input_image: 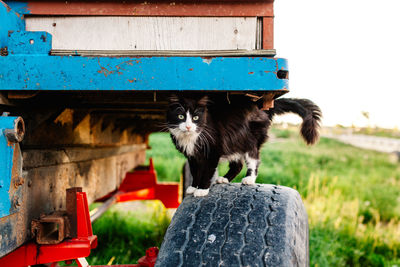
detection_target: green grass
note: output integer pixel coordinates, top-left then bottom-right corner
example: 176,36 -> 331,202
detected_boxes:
85,130 -> 400,266
146,133 -> 185,182
354,127 -> 400,139
86,201 -> 170,265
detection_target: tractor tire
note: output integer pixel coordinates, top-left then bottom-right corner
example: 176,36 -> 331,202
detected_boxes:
156,183 -> 309,267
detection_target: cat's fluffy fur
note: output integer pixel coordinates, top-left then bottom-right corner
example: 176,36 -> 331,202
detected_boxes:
167,94 -> 322,197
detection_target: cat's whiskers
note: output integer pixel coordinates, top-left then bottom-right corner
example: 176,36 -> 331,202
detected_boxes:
201,126 -> 215,145
197,131 -> 210,157
156,122 -> 178,133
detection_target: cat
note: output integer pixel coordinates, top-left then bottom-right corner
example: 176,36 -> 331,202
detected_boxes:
167,94 -> 321,197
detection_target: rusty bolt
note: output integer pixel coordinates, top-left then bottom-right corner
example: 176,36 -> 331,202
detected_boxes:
0,47 -> 8,57
14,199 -> 21,208
4,117 -> 25,143
14,177 -> 25,188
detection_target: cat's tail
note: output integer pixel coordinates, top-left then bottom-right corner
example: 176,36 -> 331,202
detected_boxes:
268,98 -> 322,145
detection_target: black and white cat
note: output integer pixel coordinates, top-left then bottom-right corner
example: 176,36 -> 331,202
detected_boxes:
167,94 -> 321,197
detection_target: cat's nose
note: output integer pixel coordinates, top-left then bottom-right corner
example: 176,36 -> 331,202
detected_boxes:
186,125 -> 192,130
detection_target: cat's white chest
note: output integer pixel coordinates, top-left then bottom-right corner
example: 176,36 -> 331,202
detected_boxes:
170,129 -> 199,156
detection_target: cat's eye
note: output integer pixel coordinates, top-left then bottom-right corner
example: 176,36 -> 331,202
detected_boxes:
193,116 -> 199,121
178,115 -> 184,119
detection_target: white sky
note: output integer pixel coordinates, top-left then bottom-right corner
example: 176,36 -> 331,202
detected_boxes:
274,0 -> 400,129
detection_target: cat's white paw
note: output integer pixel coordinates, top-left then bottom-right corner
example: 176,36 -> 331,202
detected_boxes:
186,186 -> 196,195
194,188 -> 209,197
242,176 -> 257,185
216,177 -> 229,184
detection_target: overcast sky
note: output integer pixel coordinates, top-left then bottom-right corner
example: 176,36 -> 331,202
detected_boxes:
274,0 -> 400,129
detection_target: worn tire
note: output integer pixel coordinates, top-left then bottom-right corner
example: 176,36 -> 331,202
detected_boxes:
156,183 -> 309,267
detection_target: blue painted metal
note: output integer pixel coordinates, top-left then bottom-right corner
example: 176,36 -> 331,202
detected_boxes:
0,0 -> 289,92
0,55 -> 289,91
3,1 -> 30,15
8,31 -> 52,55
0,115 -> 20,217
0,1 -> 25,48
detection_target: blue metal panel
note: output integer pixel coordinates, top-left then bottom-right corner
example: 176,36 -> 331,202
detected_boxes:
0,1 -> 289,92
0,116 -> 19,217
0,55 -> 289,91
3,1 -> 30,15
0,1 -> 25,47
8,31 -> 52,55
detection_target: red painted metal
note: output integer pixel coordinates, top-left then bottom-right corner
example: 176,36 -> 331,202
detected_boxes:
0,160 -> 178,265
96,158 -> 181,208
22,1 -> 274,17
119,158 -> 157,192
137,247 -> 159,267
262,17 -> 274,49
0,191 -> 97,267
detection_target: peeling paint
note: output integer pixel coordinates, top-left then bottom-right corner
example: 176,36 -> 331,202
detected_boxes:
0,55 -> 288,91
202,57 -> 213,65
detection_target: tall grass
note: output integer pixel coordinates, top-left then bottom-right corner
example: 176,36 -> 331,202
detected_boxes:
87,131 -> 400,266
305,176 -> 400,266
87,201 -> 170,265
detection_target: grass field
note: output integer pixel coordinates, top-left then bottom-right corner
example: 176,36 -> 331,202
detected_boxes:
87,129 -> 400,266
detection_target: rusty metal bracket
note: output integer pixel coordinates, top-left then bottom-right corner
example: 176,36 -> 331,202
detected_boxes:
30,187 -> 82,245
31,212 -> 71,245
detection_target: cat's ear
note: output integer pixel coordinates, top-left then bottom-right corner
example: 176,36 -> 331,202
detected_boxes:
168,94 -> 180,105
197,96 -> 209,107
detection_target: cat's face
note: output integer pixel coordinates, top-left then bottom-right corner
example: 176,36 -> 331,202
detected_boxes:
167,95 -> 208,135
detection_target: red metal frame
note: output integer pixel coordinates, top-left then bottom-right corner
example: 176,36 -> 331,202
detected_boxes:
0,188 -> 160,267
19,0 -> 274,17
263,16 -> 274,50
97,158 -> 181,208
0,191 -> 97,267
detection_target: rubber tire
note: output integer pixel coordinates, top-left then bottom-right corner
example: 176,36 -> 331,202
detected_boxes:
156,183 -> 309,267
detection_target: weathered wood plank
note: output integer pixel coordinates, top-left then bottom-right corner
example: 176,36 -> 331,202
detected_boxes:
26,16 -> 258,50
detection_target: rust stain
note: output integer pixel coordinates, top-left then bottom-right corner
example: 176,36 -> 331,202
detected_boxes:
273,58 -> 279,72
97,59 -> 136,77
248,72 -> 254,75
189,68 -> 193,71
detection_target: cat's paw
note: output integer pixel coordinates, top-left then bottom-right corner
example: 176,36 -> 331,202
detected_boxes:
186,186 -> 196,195
216,177 -> 229,184
242,176 -> 256,185
194,188 -> 209,197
